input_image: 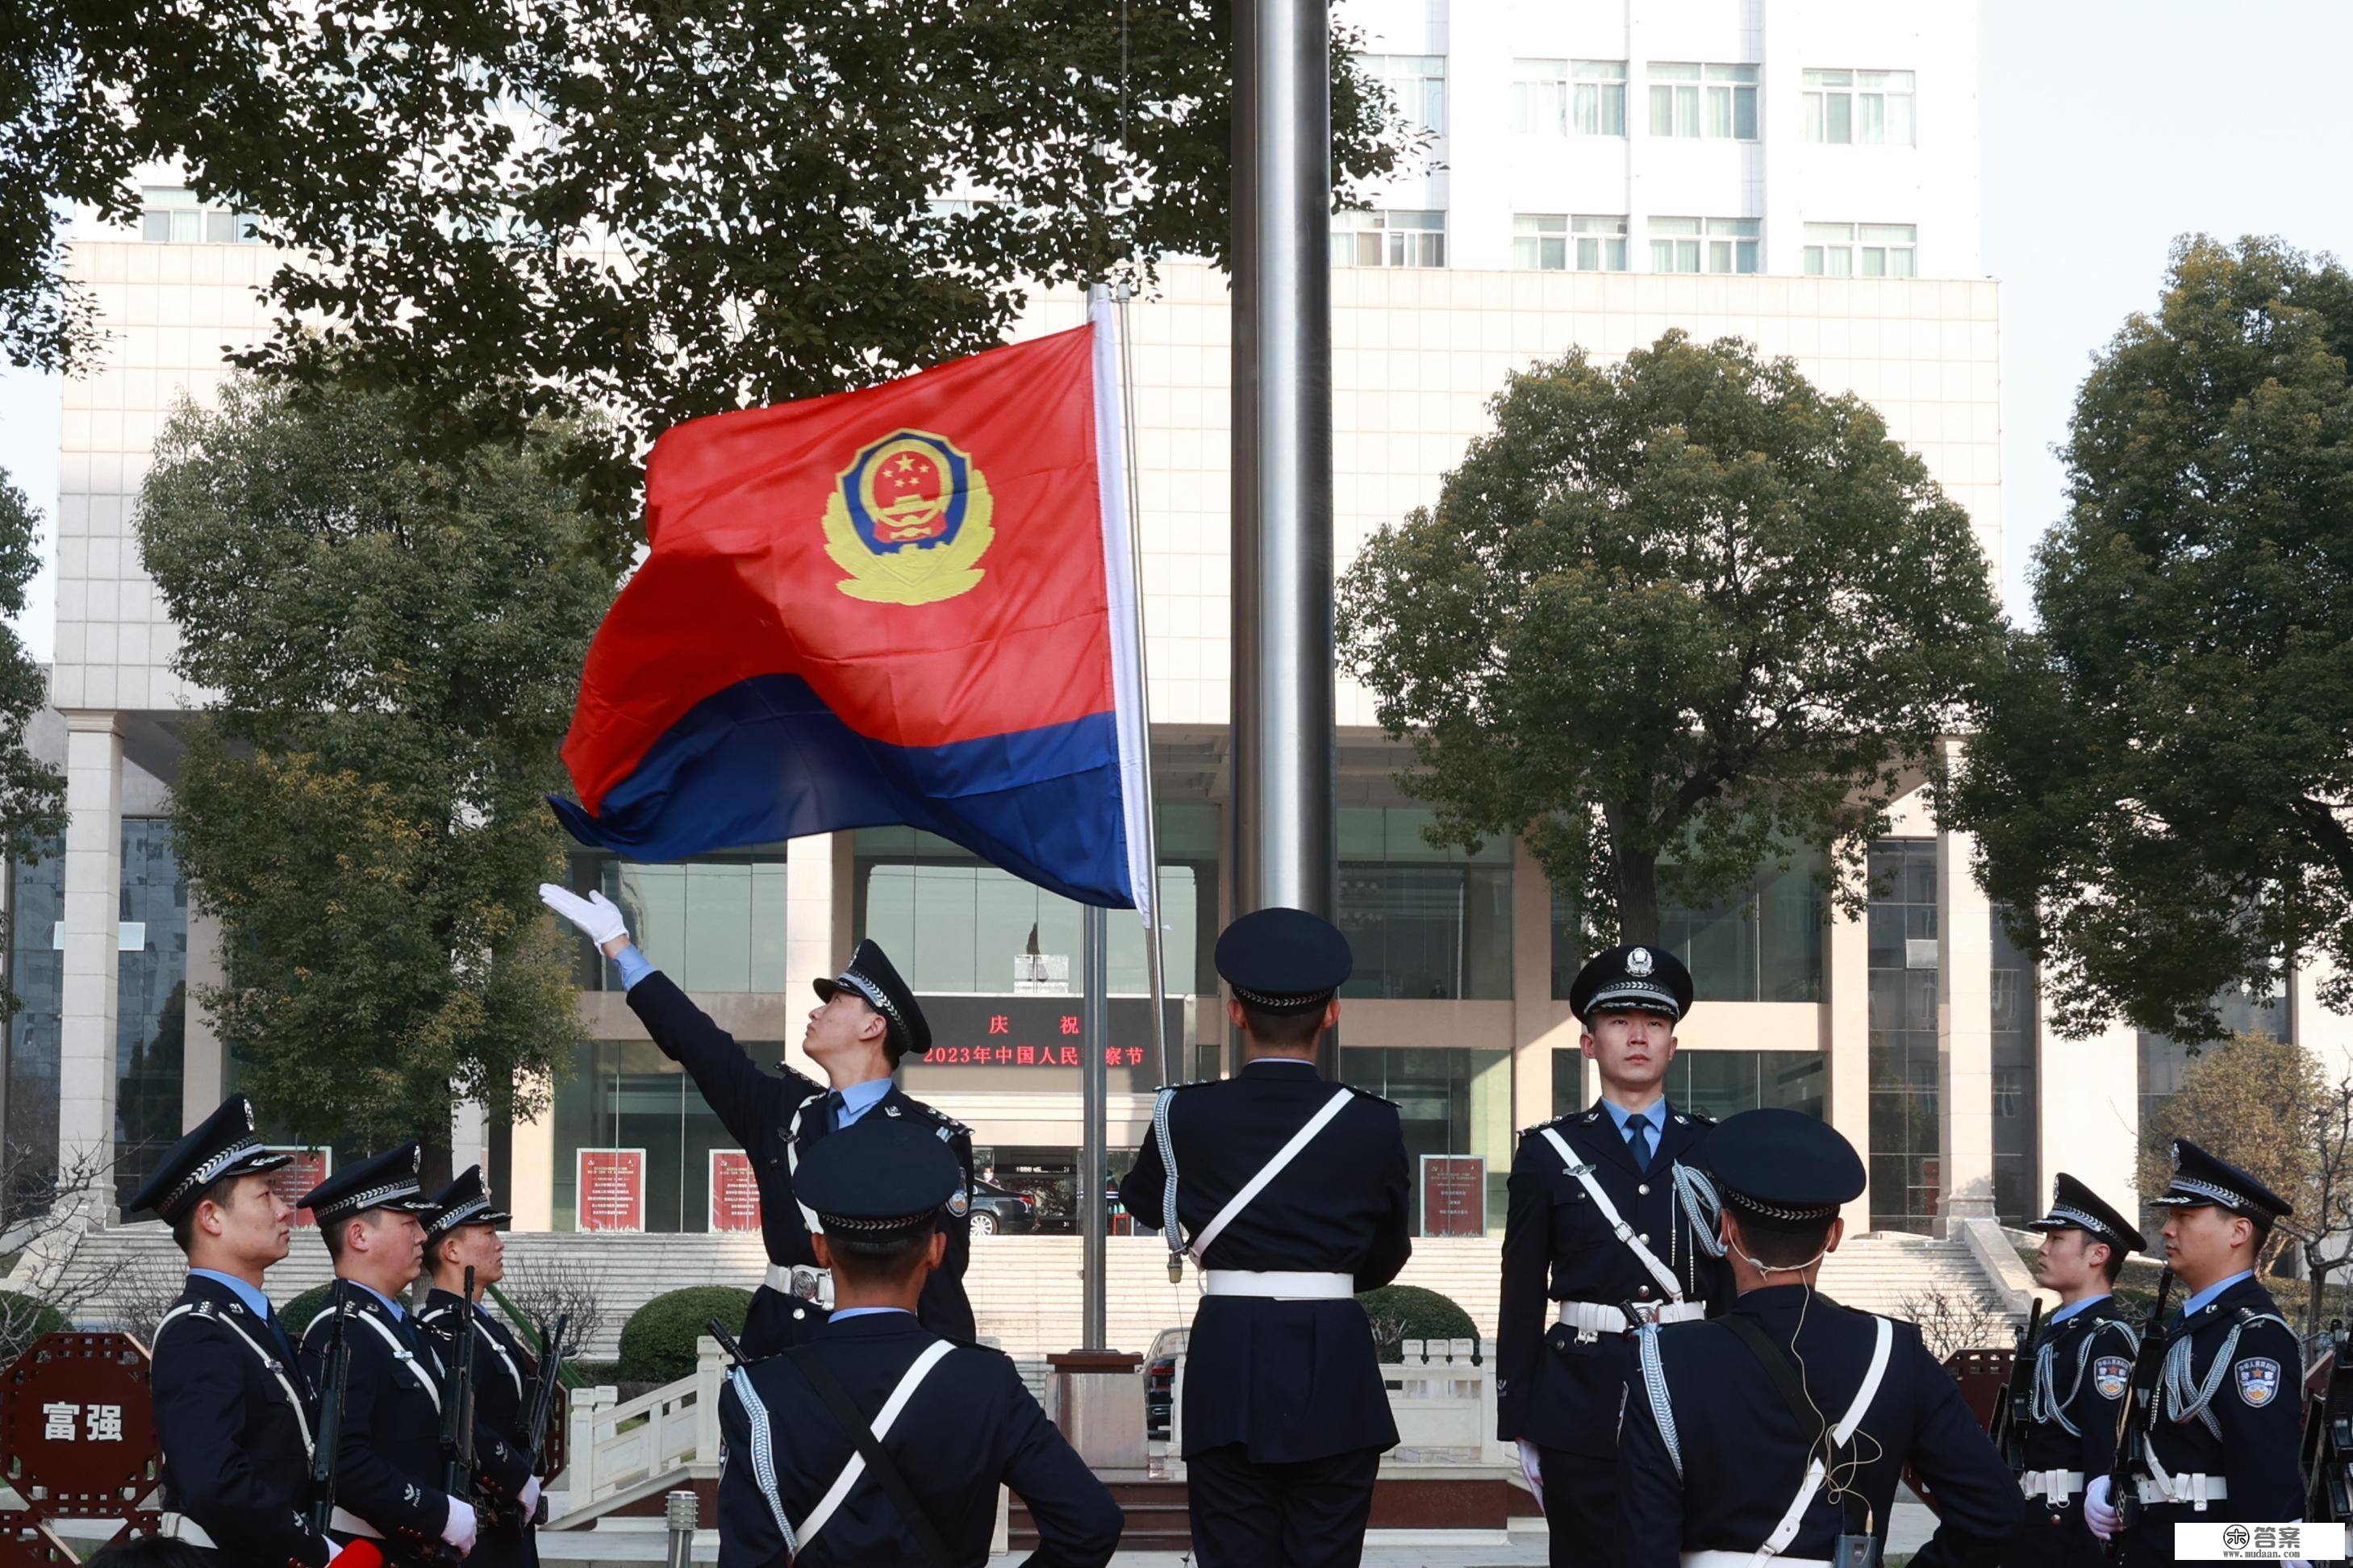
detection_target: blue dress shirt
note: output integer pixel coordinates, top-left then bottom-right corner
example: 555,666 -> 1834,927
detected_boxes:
189,1268 -> 273,1320
830,1306 -> 916,1322
2049,1291 -> 2112,1324
2177,1269 -> 2255,1320
1601,1097 -> 1667,1165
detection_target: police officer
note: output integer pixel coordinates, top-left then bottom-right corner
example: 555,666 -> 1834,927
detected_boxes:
415,1169 -> 544,1568
540,884 -> 974,1358
132,1095 -> 373,1568
1498,943 -> 1731,1565
716,1116 -> 1123,1567
2088,1141 -> 2306,1563
297,1146 -> 532,1566
1115,907 -> 1412,1568
2011,1174 -> 2146,1568
1618,1108 -> 2017,1568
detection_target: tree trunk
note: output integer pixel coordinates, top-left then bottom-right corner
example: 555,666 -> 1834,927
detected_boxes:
419,1132 -> 455,1197
1610,819 -> 1663,947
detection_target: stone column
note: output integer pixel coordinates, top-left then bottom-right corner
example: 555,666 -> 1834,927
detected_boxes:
508,1070 -> 555,1231
1937,739 -> 1998,1227
784,832 -> 838,1080
1825,876 -> 1872,1232
57,711 -> 125,1211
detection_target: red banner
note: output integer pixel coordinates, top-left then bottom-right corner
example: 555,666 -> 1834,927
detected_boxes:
577,1149 -> 646,1232
266,1149 -> 330,1228
1419,1155 -> 1487,1237
710,1151 -> 761,1232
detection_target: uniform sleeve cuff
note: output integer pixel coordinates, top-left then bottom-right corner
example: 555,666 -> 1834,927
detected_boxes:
615,944 -> 657,992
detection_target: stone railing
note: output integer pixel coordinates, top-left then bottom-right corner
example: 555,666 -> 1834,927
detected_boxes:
546,1337 -> 725,1527
1165,1336 -> 1512,1477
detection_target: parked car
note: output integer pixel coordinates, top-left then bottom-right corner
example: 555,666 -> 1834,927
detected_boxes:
966,1178 -> 1040,1236
1144,1326 -> 1188,1441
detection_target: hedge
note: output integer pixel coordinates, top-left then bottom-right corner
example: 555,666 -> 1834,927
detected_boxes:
618,1287 -> 754,1382
1355,1284 -> 1479,1362
0,1291 -> 69,1362
282,1282 -> 337,1341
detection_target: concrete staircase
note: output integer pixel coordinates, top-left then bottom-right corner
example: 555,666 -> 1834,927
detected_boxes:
59,1224 -> 2014,1359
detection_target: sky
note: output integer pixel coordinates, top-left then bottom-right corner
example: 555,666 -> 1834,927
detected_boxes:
4,4 -> 2353,658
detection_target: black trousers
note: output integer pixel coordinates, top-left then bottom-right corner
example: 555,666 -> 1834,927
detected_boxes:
1537,1445 -> 1624,1568
2008,1492 -> 2103,1568
1187,1443 -> 1383,1568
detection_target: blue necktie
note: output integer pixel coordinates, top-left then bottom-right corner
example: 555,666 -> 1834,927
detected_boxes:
826,1090 -> 847,1130
1626,1120 -> 1650,1170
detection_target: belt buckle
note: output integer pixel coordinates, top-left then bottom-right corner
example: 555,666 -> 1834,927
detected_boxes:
1621,1298 -> 1667,1334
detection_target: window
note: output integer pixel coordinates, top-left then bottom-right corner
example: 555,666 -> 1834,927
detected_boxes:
1367,54 -> 1447,137
1512,60 -> 1568,136
1803,69 -> 1916,146
1648,63 -> 1757,140
5,845 -> 63,1185
1574,215 -> 1629,271
1342,1048 -> 1514,1234
1331,210 -> 1446,269
1337,807 -> 1512,999
552,1037 -> 745,1232
1550,1049 -> 1827,1122
1991,907 -> 2039,1225
114,819 -> 189,1211
1650,216 -> 1758,274
567,850 -> 789,992
1867,840 -> 1940,1234
1802,222 -> 1917,277
1573,60 -> 1628,136
138,186 -> 260,244
1553,849 -> 1823,1003
1521,214 -> 1628,272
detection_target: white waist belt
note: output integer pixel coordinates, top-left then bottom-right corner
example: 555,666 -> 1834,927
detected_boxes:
1202,1270 -> 1354,1299
765,1263 -> 834,1307
158,1515 -> 218,1549
328,1507 -> 384,1540
2137,1474 -> 2227,1508
1559,1299 -> 1707,1335
1685,1552 -> 1830,1568
2021,1469 -> 2085,1503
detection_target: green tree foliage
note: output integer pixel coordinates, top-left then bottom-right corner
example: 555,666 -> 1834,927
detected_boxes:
135,377 -> 616,1160
1945,237 -> 2353,1041
2137,1033 -> 2319,1275
1338,332 -> 2004,946
0,471 -> 66,1022
4,2 -> 1410,524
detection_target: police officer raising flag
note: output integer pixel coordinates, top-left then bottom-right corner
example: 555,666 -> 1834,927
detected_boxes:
134,1095 -> 373,1568
1498,943 -> 1732,1564
1116,907 -> 1412,1568
1617,1109 -> 2016,1568
2010,1174 -> 2145,1568
716,1115 -> 1122,1567
540,883 -> 974,1357
2088,1140 -> 2306,1563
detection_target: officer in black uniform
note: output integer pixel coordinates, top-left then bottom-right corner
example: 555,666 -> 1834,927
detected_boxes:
297,1146 -> 532,1566
2011,1173 -> 2146,1568
132,1095 -> 368,1568
716,1116 -> 1122,1567
415,1169 -> 543,1568
1619,1108 -> 2017,1568
1499,943 -> 1732,1565
1115,907 -> 1412,1568
2088,1141 -> 2306,1564
541,884 -> 974,1358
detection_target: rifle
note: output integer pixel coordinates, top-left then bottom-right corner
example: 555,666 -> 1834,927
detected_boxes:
436,1266 -> 480,1556
1991,1296 -> 2045,1472
499,1314 -> 569,1535
2106,1266 -> 2176,1563
708,1317 -> 748,1371
2308,1319 -> 2352,1522
307,1281 -> 353,1537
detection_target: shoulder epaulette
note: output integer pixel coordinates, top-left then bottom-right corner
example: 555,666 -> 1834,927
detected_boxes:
1345,1084 -> 1400,1108
1159,1078 -> 1215,1091
1517,1111 -> 1573,1138
903,1096 -> 970,1136
1672,1110 -> 1717,1127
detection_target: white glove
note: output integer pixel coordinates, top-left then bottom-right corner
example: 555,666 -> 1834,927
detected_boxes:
519,1477 -> 541,1515
1517,1438 -> 1546,1512
2084,1474 -> 2118,1541
538,883 -> 628,949
440,1497 -> 478,1555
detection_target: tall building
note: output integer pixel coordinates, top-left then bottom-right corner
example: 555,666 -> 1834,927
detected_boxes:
15,1 -> 2342,1255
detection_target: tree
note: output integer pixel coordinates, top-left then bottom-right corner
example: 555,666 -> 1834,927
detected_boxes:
1944,237 -> 2353,1042
2297,1075 -> 2353,1337
1337,332 -> 2005,947
0,471 -> 67,1022
5,2 -> 1411,523
2138,1032 -> 2321,1279
135,376 -> 616,1167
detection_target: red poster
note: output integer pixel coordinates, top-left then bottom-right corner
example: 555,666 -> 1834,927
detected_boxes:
710,1151 -> 761,1232
577,1149 -> 646,1232
1419,1155 -> 1486,1237
267,1148 -> 330,1228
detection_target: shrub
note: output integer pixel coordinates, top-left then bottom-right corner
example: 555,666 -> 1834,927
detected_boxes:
281,1282 -> 336,1341
0,1291 -> 68,1362
1356,1284 -> 1479,1362
618,1287 -> 753,1382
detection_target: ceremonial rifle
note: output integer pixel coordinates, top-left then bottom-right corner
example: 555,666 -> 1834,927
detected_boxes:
708,1317 -> 748,1370
499,1313 -> 569,1536
2105,1266 -> 2175,1564
308,1281 -> 353,1537
436,1266 -> 480,1560
1990,1295 -> 2044,1471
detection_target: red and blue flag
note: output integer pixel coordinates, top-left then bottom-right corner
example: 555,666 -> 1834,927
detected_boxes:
554,295 -> 1153,911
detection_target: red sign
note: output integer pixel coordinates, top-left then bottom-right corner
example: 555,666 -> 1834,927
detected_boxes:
1419,1156 -> 1487,1237
0,1333 -> 157,1514
577,1149 -> 646,1232
710,1151 -> 761,1232
266,1148 -> 330,1228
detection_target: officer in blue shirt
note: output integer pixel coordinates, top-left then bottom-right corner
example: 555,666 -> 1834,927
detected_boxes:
1497,944 -> 1732,1567
541,883 -> 974,1358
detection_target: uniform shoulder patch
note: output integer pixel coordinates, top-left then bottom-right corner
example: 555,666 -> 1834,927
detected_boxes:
2234,1356 -> 2283,1408
2092,1355 -> 2130,1400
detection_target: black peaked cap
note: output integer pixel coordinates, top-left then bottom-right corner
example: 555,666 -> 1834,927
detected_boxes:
1216,907 -> 1353,1013
127,1095 -> 291,1224
815,939 -> 930,1059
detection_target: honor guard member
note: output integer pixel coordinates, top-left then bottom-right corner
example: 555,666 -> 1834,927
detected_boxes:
133,1096 -> 373,1568
1498,943 -> 1733,1566
1618,1109 -> 2017,1568
716,1116 -> 1122,1567
1116,907 -> 1413,1568
297,1146 -> 532,1566
541,885 -> 974,1358
2087,1141 -> 2306,1562
2011,1174 -> 2146,1568
415,1170 -> 544,1568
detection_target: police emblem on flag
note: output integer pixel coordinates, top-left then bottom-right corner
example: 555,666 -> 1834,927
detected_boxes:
2092,1356 -> 2130,1399
2234,1357 -> 2281,1407
824,428 -> 995,605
